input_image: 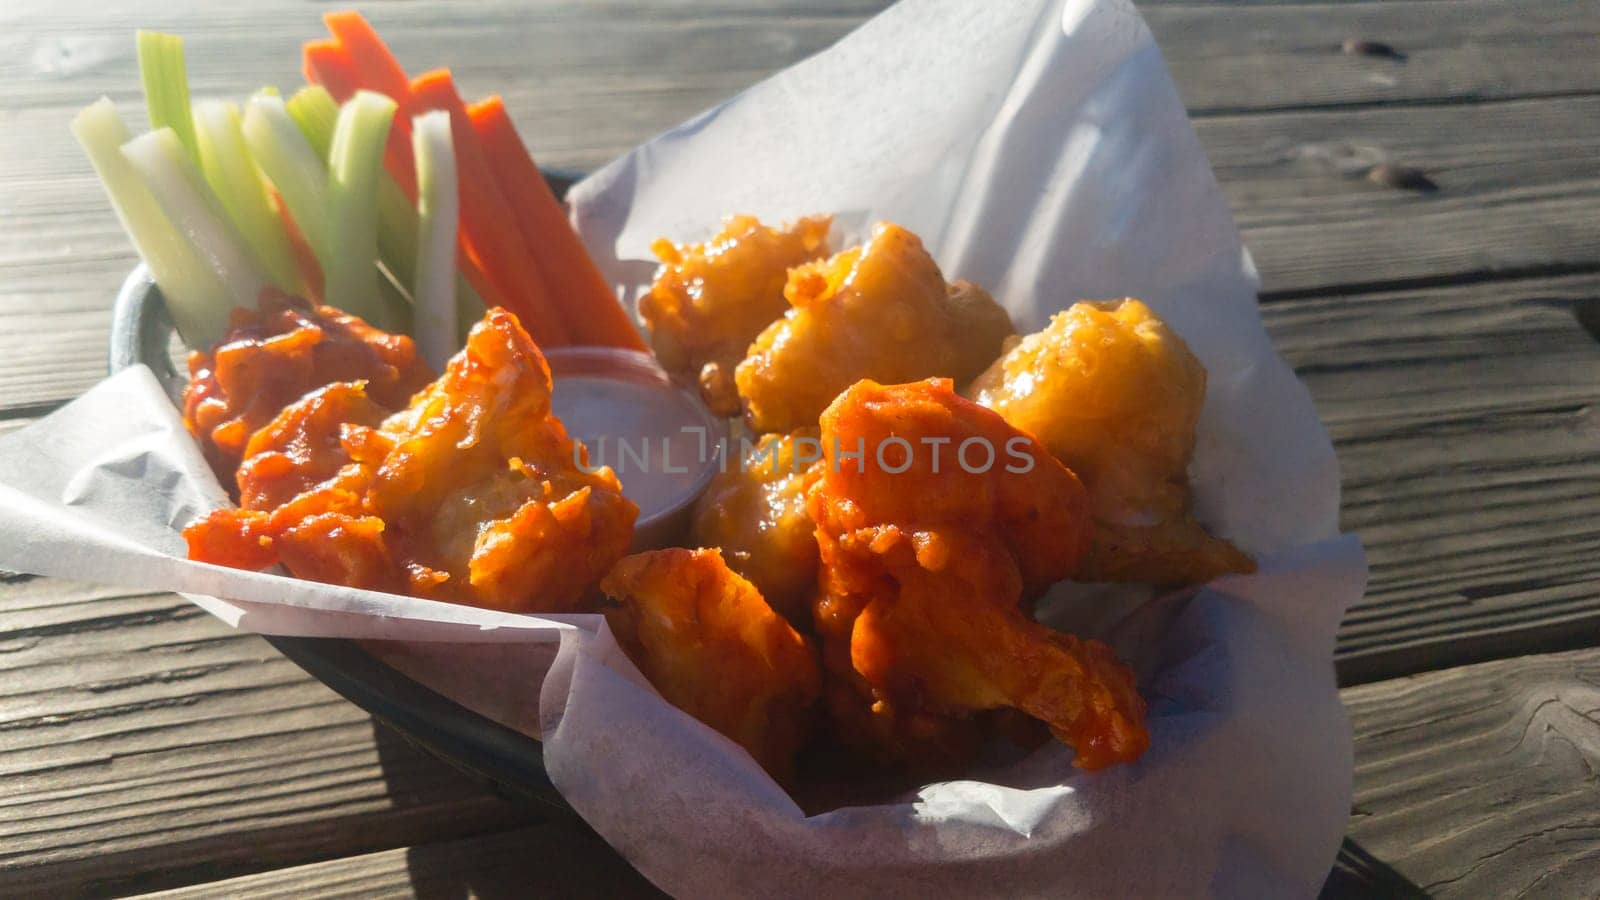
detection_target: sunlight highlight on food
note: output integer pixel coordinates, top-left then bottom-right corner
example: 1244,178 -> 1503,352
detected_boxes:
969,299 -> 1255,585
185,309 -> 638,612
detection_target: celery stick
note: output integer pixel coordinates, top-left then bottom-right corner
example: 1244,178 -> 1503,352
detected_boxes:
378,265 -> 414,334
411,110 -> 459,369
286,85 -> 340,160
289,85 -> 422,301
377,154 -> 493,322
326,91 -> 402,328
457,281 -> 485,338
71,98 -> 231,347
288,84 -> 483,323
297,84 -> 419,286
377,159 -> 490,324
193,100 -> 301,294
241,94 -> 332,271
136,31 -> 199,162
121,128 -> 267,316
376,177 -> 421,287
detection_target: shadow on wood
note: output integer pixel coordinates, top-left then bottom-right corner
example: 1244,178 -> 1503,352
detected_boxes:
369,722 -> 664,898
1320,837 -> 1428,899
1567,294 -> 1600,346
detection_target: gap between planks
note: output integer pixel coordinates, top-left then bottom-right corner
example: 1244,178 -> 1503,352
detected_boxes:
1187,88 -> 1600,121
1261,270 -> 1600,684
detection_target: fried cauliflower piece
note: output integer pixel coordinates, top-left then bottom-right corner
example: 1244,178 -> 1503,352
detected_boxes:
968,299 -> 1254,586
734,222 -> 1013,434
183,290 -> 432,483
641,214 -> 831,415
810,378 -> 1148,771
233,380 -> 388,512
184,309 -> 638,613
851,557 -> 1153,771
689,431 -> 819,627
602,548 -> 822,782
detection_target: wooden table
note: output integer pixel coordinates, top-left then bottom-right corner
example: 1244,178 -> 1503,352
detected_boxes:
3,0 -> 1598,895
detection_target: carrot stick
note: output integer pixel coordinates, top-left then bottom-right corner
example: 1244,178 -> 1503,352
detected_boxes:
321,11 -> 418,200
468,96 -> 645,350
302,40 -> 362,105
300,16 -> 523,337
304,37 -> 420,204
323,13 -> 413,112
409,69 -> 570,347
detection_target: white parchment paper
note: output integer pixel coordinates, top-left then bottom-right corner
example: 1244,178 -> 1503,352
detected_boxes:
0,0 -> 1365,895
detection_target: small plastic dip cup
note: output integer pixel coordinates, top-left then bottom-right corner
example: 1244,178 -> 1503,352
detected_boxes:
544,347 -> 726,550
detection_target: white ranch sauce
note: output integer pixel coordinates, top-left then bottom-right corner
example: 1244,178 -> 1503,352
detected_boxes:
550,374 -> 716,520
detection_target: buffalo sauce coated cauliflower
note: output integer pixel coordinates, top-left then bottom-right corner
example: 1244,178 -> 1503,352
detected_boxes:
809,378 -> 1149,771
182,290 -> 433,483
184,309 -> 637,613
602,547 -> 822,783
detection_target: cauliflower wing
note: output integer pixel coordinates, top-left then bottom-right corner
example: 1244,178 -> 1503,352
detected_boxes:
185,309 -> 638,613
968,298 -> 1253,585
809,378 -> 1148,770
734,222 -> 1013,434
689,431 -> 819,627
641,214 -> 831,415
602,547 -> 822,782
183,289 -> 432,483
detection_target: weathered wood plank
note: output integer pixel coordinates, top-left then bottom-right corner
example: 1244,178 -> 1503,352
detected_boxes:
1204,95 -> 1600,296
1205,95 -> 1600,230
1150,0 -> 1600,115
136,824 -> 662,899
6,0 -> 1589,114
1339,647 -> 1600,896
0,577 -> 539,897
1262,272 -> 1600,683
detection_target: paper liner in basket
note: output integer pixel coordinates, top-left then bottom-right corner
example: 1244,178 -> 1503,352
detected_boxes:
0,0 -> 1366,895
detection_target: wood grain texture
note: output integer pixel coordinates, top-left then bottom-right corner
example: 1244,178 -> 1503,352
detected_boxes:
1341,647 -> 1600,897
1203,95 -> 1600,296
1263,272 -> 1600,683
137,825 -> 663,900
1149,0 -> 1600,115
0,577 -> 540,897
